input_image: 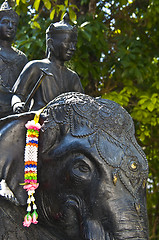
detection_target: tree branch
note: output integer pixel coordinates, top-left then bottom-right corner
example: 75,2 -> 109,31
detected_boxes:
89,0 -> 97,14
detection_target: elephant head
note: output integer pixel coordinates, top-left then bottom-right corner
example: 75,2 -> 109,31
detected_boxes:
0,92 -> 149,240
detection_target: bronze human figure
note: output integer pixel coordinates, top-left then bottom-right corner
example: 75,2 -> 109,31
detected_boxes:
0,92 -> 149,239
12,13 -> 83,113
0,0 -> 28,118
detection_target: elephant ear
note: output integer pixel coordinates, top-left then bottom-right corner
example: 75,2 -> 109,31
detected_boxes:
0,113 -> 35,205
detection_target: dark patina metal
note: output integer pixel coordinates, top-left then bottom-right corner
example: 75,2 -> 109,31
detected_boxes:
0,92 -> 149,239
11,13 -> 83,113
0,0 -> 28,118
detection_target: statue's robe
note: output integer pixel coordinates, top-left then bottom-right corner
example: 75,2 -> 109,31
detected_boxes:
0,47 -> 28,118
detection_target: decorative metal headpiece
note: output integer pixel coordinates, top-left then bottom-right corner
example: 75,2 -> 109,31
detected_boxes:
46,12 -> 77,39
0,0 -> 19,22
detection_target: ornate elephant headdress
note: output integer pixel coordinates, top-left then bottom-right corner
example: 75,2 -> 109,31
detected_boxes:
41,92 -> 148,206
0,0 -> 19,22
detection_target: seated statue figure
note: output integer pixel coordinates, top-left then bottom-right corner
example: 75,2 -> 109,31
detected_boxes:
12,13 -> 84,112
0,0 -> 28,118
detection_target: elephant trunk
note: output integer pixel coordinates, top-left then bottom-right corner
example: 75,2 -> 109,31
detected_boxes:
106,199 -> 149,240
113,220 -> 148,240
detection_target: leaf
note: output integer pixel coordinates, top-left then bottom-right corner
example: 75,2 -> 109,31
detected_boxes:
114,29 -> 121,34
128,0 -> 134,4
140,100 -> 149,110
152,93 -> 158,98
32,14 -> 39,21
80,21 -> 90,28
138,98 -> 148,105
69,8 -> 77,22
147,102 -> 155,112
152,81 -> 159,90
140,133 -> 145,142
16,0 -> 20,5
50,9 -> 55,20
69,4 -> 79,10
82,30 -> 91,41
143,111 -> 149,119
120,0 -> 128,6
57,4 -> 65,11
151,97 -> 157,105
150,118 -> 157,126
145,130 -> 150,137
43,0 -> 51,10
32,21 -> 41,29
64,0 -> 68,7
33,0 -> 41,11
60,11 -> 66,20
151,93 -> 158,104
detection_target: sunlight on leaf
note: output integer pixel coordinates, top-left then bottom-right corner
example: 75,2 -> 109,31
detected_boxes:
80,21 -> 90,28
114,29 -> 121,34
33,0 -> 41,11
31,21 -> 41,29
147,102 -> 155,112
50,9 -> 55,20
16,0 -> 20,5
64,0 -> 68,7
69,8 -> 77,22
42,0 -> 51,10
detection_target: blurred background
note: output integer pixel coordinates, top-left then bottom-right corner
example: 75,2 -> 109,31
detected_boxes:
1,0 -> 159,238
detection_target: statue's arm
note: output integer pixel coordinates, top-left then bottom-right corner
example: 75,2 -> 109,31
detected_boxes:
12,62 -> 40,99
72,72 -> 84,93
11,62 -> 41,112
21,54 -> 28,69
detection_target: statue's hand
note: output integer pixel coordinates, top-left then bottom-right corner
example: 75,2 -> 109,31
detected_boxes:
13,102 -> 26,113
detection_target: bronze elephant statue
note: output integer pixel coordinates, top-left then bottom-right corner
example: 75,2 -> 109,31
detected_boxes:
0,92 -> 149,239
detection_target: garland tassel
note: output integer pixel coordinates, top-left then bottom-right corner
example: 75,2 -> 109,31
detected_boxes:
22,116 -> 42,227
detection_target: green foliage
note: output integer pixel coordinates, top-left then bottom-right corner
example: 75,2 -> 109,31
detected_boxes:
1,0 -> 159,238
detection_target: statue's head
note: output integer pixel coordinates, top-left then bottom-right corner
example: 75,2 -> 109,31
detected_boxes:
46,12 -> 77,61
0,0 -> 19,41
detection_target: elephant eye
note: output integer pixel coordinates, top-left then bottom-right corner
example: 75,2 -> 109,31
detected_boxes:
78,164 -> 90,173
73,162 -> 90,173
70,159 -> 93,181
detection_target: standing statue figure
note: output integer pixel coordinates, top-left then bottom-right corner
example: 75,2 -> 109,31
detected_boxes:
12,13 -> 84,112
0,0 -> 28,118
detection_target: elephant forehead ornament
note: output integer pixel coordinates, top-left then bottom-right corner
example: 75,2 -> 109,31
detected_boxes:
42,93 -> 148,204
41,92 -> 148,199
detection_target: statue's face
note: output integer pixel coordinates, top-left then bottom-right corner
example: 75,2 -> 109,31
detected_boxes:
52,32 -> 77,61
0,15 -> 17,41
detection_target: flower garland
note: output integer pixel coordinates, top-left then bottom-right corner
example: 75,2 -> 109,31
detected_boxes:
22,113 -> 42,227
